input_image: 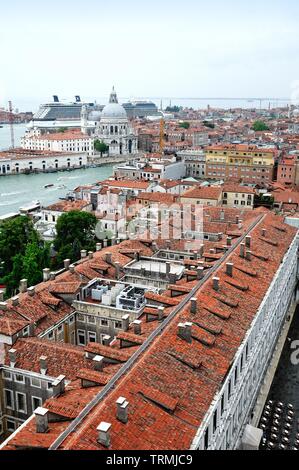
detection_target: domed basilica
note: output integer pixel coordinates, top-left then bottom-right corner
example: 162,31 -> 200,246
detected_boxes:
82,87 -> 137,156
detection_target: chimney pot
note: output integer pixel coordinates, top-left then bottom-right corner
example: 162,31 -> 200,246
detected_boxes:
0,301 -> 8,311
88,251 -> 93,259
105,252 -> 112,264
80,250 -> 87,259
102,334 -> 112,346
133,320 -> 142,335
0,290 -> 4,302
93,355 -> 104,371
69,264 -> 75,273
178,322 -> 192,343
122,314 -> 130,331
49,272 -> 56,281
158,306 -> 165,320
190,297 -> 197,314
43,268 -> 50,282
245,236 -> 251,248
12,295 -> 19,307
9,348 -> 17,368
262,228 -> 267,237
96,242 -> 102,251
27,286 -> 35,297
213,277 -> 220,291
103,239 -> 108,248
52,375 -> 66,397
197,266 -> 205,280
246,250 -> 252,261
114,261 -> 121,279
19,279 -> 28,293
226,236 -> 232,247
97,422 -> 111,447
34,407 -> 49,434
240,243 -> 245,258
116,396 -> 129,424
64,259 -> 71,270
226,262 -> 234,277
199,244 -> 204,258
40,355 -> 48,375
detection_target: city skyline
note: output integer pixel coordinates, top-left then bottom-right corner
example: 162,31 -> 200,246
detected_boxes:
1,0 -> 299,110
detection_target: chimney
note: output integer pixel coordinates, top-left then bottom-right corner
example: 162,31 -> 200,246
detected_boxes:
49,272 -> 56,281
236,215 -> 239,224
97,422 -> 111,448
19,279 -> 27,293
9,348 -> 17,368
152,241 -> 158,251
240,243 -> 245,258
197,266 -> 204,280
226,263 -> 233,277
80,250 -> 87,259
43,268 -> 51,282
105,252 -> 112,264
122,314 -> 130,331
27,286 -> 35,297
64,259 -> 71,270
212,277 -> 220,291
177,322 -> 192,343
114,261 -> 121,279
246,250 -> 252,261
111,236 -> 116,246
0,290 -> 4,302
52,375 -> 65,398
69,264 -> 75,273
96,242 -> 102,251
209,248 -> 215,254
262,228 -> 267,237
190,297 -> 197,314
134,251 -> 140,261
245,236 -> 251,248
0,301 -> 8,311
93,355 -> 104,371
88,251 -> 93,260
102,335 -> 112,346
227,236 -> 232,247
166,261 -> 171,277
34,407 -> 49,434
220,209 -> 225,221
116,397 -> 129,424
40,356 -> 48,375
12,295 -> 19,307
103,239 -> 108,248
192,250 -> 198,261
158,306 -> 165,320
133,320 -> 142,335
199,244 -> 204,258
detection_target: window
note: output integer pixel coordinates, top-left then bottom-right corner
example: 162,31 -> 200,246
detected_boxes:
6,420 -> 16,432
3,370 -> 12,380
204,427 -> 209,450
77,314 -> 85,322
87,331 -> 96,343
77,329 -> 86,346
4,389 -> 14,409
114,320 -> 122,329
15,374 -> 25,383
32,396 -> 42,411
100,318 -> 108,327
48,331 -> 54,340
16,392 -> 27,413
87,316 -> 96,324
69,315 -> 75,324
30,377 -> 41,388
22,326 -> 30,337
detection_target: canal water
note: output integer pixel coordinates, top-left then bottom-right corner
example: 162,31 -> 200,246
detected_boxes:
0,166 -> 113,216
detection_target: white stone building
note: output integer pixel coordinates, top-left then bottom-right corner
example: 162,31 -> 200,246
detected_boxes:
93,88 -> 138,156
21,130 -> 94,156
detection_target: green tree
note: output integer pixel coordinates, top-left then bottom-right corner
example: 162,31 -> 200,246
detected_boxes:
203,121 -> 215,129
0,216 -> 38,274
252,120 -> 269,132
165,105 -> 181,113
94,139 -> 109,156
58,127 -> 67,133
53,211 -> 97,267
179,121 -> 190,129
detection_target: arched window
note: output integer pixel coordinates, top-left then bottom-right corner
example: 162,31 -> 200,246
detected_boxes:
67,158 -> 71,168
55,159 -> 58,169
110,126 -> 114,134
42,160 -> 46,170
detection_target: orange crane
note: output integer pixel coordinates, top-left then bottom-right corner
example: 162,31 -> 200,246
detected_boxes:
8,101 -> 15,148
159,117 -> 165,154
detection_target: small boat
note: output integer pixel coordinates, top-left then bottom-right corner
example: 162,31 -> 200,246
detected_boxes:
44,183 -> 54,189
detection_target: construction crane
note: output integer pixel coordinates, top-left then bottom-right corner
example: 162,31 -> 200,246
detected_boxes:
159,117 -> 165,154
8,101 -> 15,148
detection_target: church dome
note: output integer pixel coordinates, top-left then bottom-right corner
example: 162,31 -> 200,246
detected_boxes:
100,86 -> 127,120
101,102 -> 127,119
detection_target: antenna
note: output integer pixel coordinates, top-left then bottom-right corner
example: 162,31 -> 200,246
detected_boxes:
8,101 -> 15,149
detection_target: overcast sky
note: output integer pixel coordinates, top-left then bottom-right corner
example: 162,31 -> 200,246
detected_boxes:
1,0 -> 299,110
